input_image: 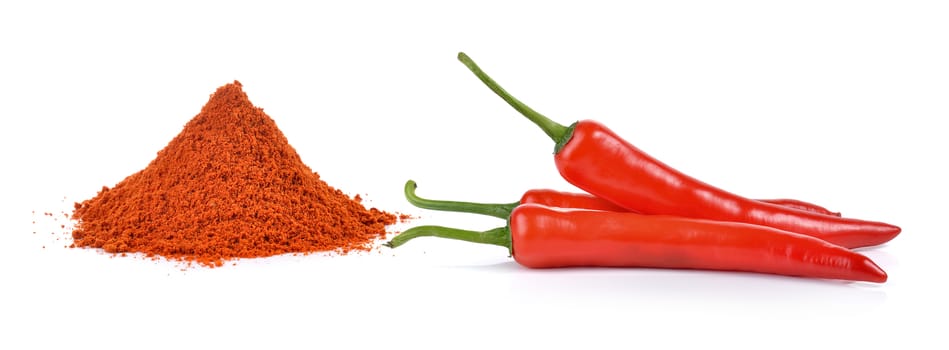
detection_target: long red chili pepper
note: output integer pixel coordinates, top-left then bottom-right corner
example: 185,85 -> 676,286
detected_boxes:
404,180 -> 840,219
385,203 -> 887,283
456,52 -> 899,249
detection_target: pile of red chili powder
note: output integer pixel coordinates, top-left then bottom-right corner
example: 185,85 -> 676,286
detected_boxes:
71,81 -> 397,267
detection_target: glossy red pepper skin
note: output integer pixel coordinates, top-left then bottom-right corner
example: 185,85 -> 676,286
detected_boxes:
520,190 -> 841,217
762,198 -> 841,217
509,204 -> 887,283
554,120 -> 900,249
519,189 -> 628,212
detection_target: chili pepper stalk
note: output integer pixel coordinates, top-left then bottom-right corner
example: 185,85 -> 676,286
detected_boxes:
403,180 -> 517,219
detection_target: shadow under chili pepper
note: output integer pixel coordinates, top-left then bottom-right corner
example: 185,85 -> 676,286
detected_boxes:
444,261 -> 888,310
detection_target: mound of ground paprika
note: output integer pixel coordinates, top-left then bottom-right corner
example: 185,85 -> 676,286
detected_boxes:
71,81 -> 397,267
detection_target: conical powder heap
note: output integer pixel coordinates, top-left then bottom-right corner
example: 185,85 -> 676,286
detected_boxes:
71,81 -> 397,267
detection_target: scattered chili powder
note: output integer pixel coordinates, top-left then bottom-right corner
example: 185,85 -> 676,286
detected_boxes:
71,81 -> 397,267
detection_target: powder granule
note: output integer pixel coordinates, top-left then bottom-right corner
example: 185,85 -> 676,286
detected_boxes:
71,81 -> 397,267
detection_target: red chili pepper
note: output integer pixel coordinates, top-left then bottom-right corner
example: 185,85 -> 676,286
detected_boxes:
385,203 -> 887,283
457,53 -> 899,249
404,180 -> 840,219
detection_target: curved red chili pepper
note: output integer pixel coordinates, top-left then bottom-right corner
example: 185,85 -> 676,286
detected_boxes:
558,120 -> 896,248
385,204 -> 887,283
457,53 -> 899,249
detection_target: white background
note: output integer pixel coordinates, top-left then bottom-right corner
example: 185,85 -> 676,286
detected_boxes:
2,1 -> 947,349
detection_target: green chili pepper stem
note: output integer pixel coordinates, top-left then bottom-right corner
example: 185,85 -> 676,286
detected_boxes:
457,52 -> 575,154
404,180 -> 517,219
383,225 -> 512,252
